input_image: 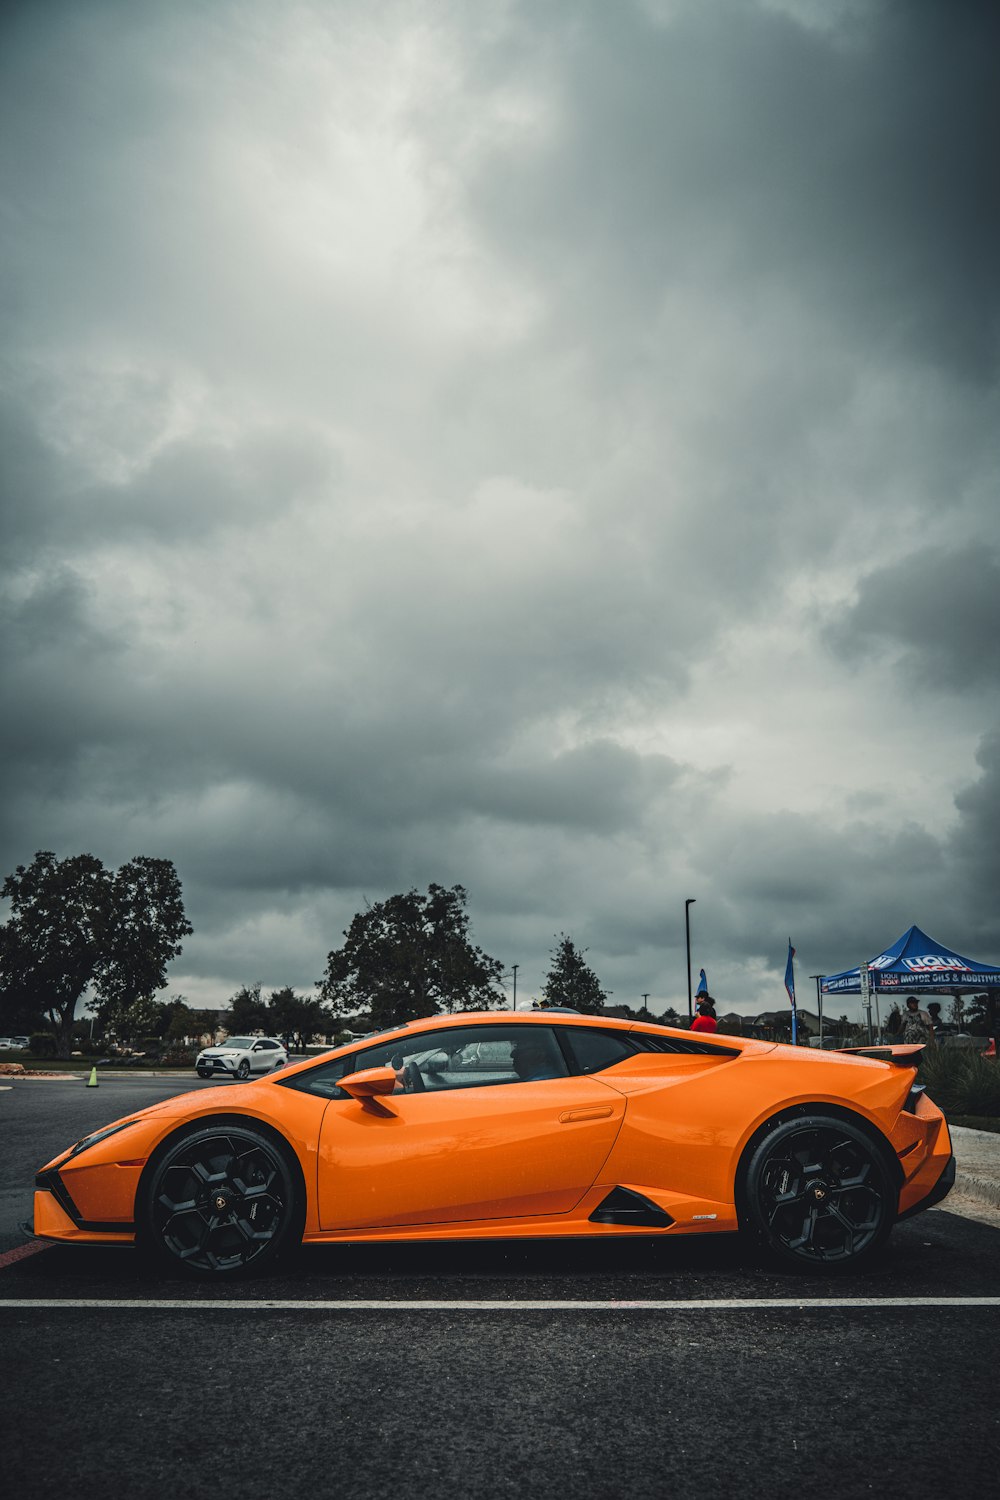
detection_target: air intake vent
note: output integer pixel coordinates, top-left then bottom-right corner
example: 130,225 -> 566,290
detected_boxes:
589,1187 -> 673,1228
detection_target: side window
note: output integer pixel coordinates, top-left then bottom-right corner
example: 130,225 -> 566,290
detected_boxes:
561,1028 -> 637,1075
278,1026 -> 569,1098
278,1051 -> 356,1099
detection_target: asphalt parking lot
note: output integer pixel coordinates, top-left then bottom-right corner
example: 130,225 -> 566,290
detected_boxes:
2,1075 -> 998,1498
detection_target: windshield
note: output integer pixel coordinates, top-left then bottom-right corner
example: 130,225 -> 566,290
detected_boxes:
222,1038 -> 254,1049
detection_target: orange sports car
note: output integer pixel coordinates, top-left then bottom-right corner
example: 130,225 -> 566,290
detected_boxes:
32,1011 -> 954,1276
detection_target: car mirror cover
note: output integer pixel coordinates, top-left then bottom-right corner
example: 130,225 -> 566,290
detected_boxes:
338,1066 -> 398,1099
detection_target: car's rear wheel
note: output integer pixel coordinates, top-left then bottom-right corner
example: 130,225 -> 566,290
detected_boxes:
138,1125 -> 302,1277
742,1114 -> 896,1270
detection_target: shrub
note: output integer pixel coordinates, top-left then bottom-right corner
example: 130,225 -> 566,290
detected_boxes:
919,1048 -> 1000,1117
161,1047 -> 196,1066
29,1032 -> 59,1058
953,1054 -> 1000,1116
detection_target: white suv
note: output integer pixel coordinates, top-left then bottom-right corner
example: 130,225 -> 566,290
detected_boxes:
195,1036 -> 289,1081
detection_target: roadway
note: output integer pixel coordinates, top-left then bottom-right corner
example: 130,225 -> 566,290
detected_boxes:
2,1074 -> 998,1498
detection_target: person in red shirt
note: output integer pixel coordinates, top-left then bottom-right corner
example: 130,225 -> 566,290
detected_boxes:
690,996 -> 718,1033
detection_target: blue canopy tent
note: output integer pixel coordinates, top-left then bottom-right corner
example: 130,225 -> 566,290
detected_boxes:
822,924 -> 1000,997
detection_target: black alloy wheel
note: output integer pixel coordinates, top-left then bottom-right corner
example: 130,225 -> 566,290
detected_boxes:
236,1059 -> 250,1080
743,1114 -> 896,1269
139,1125 -> 301,1277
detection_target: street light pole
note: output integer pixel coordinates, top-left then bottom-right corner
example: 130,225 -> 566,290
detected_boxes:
641,992 -> 650,1017
809,974 -> 824,1048
685,898 -> 696,1022
511,964 -> 519,1011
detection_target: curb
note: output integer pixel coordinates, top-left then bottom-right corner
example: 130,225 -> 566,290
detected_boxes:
948,1126 -> 1000,1211
953,1170 -> 1000,1211
9,1069 -> 203,1080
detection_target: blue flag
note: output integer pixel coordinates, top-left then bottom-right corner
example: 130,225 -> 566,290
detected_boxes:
784,942 -> 796,1005
696,968 -> 708,997
784,940 -> 798,1043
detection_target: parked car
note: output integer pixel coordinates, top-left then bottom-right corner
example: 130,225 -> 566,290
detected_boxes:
32,1012 -> 953,1278
195,1036 -> 288,1081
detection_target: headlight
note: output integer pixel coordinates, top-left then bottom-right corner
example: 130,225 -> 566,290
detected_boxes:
66,1120 -> 141,1161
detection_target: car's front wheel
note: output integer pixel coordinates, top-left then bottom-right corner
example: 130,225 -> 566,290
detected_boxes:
742,1114 -> 896,1270
138,1124 -> 302,1277
235,1059 -> 250,1080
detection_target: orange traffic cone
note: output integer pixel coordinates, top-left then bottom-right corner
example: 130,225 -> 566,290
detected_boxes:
86,1066 -> 99,1087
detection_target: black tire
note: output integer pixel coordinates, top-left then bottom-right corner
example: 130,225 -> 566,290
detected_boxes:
236,1059 -> 250,1080
742,1114 -> 896,1270
137,1124 -> 302,1278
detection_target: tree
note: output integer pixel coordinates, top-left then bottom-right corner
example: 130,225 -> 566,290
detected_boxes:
604,1003 -> 638,1020
1,852 -> 107,1045
0,850 -> 193,1053
93,857 -> 193,1021
100,993 -> 163,1047
162,998 -> 195,1042
225,982 -> 269,1034
541,935 -> 607,1014
320,883 -> 504,1029
266,986 -> 331,1051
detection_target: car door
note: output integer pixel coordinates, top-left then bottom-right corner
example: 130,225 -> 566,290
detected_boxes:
250,1040 -> 271,1074
314,1024 -> 626,1230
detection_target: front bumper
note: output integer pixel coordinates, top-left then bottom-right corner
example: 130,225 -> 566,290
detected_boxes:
33,1164 -> 137,1242
196,1057 -> 240,1076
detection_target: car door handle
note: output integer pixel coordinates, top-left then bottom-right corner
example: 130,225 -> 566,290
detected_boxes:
559,1106 -> 615,1123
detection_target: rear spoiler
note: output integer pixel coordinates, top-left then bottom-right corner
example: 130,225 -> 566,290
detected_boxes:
834,1044 -> 924,1066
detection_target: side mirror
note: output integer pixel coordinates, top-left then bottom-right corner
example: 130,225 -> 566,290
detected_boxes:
338,1066 -> 398,1100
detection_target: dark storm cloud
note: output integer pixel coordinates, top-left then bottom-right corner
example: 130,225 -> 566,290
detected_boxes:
0,565 -> 126,793
1,0 -> 997,1013
466,0 -> 1000,380
702,808 -> 947,957
448,741 -> 681,832
0,397 -> 73,559
950,731 -> 1000,938
825,544 -> 1000,689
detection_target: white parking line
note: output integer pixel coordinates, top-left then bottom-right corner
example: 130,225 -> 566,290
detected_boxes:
2,1297 -> 999,1310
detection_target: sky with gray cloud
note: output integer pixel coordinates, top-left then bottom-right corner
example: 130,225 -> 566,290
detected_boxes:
2,0 -> 998,1021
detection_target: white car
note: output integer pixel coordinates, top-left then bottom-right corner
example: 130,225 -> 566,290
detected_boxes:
195,1036 -> 288,1081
